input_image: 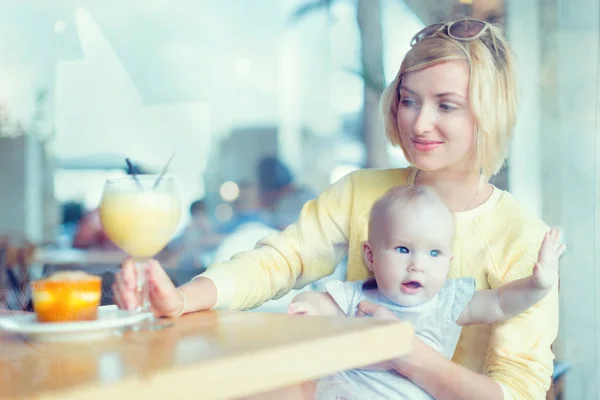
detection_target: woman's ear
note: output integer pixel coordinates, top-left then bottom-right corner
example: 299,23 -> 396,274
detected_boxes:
363,241 -> 375,272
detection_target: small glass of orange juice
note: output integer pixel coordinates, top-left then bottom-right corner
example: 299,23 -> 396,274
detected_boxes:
31,271 -> 102,323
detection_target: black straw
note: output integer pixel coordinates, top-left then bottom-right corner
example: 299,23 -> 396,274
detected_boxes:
125,158 -> 143,189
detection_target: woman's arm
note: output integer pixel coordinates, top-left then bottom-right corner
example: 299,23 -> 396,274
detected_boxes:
356,301 -> 504,399
416,290 -> 557,400
197,173 -> 356,310
394,339 -> 504,400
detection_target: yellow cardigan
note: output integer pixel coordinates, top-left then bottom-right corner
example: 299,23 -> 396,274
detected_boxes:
199,167 -> 557,399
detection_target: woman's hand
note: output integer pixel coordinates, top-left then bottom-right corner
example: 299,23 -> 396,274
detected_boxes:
112,258 -> 183,317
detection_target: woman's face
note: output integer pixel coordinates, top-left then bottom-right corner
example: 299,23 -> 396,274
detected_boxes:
396,61 -> 476,175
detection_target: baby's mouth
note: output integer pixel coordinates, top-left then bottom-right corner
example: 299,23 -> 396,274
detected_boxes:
401,280 -> 423,294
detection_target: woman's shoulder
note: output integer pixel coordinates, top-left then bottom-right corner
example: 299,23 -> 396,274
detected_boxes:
479,189 -> 549,247
473,190 -> 553,283
495,190 -> 548,227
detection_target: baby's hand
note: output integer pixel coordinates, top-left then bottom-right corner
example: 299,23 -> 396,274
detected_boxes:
288,301 -> 317,315
532,228 -> 566,289
356,300 -> 400,321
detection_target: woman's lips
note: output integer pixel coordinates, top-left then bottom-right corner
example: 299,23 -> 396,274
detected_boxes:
412,138 -> 442,152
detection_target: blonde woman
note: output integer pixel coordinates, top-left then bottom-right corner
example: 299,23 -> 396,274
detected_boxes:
114,17 -> 558,399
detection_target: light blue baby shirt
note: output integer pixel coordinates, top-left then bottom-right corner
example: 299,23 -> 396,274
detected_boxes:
315,277 -> 476,400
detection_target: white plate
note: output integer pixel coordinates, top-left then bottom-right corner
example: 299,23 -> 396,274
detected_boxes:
0,305 -> 152,342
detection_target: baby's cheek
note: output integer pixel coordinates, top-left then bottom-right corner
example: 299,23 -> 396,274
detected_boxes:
428,275 -> 447,295
377,263 -> 402,282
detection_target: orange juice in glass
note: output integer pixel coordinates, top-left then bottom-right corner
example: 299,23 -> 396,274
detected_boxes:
31,271 -> 102,323
99,175 -> 181,328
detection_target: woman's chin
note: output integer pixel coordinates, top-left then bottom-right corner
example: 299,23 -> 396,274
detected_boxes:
409,160 -> 444,173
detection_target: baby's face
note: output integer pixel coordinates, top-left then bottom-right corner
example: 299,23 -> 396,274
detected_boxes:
368,204 -> 454,307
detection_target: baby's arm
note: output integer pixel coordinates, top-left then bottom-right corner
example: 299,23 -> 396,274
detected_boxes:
288,291 -> 345,316
457,228 -> 565,326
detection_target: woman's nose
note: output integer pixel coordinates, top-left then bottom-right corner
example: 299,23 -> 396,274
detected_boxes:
413,107 -> 435,136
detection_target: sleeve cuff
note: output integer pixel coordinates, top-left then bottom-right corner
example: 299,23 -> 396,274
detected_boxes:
192,267 -> 236,310
498,382 -> 514,400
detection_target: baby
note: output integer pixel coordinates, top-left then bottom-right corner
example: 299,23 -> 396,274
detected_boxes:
288,185 -> 565,400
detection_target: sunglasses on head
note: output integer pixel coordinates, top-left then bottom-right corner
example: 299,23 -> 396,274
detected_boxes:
410,18 -> 491,47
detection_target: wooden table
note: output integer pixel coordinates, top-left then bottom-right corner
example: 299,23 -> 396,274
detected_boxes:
0,310 -> 414,400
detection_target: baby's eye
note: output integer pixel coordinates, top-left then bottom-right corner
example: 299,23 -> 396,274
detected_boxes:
396,246 -> 409,254
430,250 -> 440,257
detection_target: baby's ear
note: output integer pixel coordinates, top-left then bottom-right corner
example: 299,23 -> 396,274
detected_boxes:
363,241 -> 374,272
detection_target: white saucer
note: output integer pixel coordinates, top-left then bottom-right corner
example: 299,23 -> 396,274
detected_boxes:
0,305 -> 152,342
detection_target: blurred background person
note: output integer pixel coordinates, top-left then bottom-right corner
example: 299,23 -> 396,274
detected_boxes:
218,181 -> 273,234
57,200 -> 85,248
213,182 -> 276,264
175,199 -> 222,270
257,156 -> 315,230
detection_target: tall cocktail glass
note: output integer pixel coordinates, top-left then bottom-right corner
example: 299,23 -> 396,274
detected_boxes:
99,175 -> 181,330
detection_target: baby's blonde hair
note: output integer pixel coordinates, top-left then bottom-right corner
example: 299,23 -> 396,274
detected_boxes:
380,17 -> 517,180
368,185 -> 454,241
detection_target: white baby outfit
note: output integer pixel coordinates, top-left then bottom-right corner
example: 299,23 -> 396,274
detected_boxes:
314,277 -> 476,400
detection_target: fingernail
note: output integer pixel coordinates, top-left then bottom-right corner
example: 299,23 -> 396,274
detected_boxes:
125,295 -> 135,310
126,278 -> 135,290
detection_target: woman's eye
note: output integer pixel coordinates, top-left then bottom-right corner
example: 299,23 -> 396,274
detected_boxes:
430,249 -> 440,257
400,98 -> 417,107
396,246 -> 409,254
439,103 -> 456,112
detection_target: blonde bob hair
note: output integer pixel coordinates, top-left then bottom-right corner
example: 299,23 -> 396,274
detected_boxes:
380,18 -> 517,180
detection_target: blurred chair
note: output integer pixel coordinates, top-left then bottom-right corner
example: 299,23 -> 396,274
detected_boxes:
0,235 -> 36,311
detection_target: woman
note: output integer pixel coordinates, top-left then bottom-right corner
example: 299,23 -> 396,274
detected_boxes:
114,18 -> 557,399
